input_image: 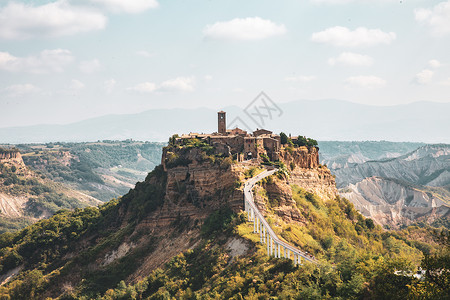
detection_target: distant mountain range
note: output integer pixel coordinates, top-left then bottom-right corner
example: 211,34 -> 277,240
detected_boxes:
0,99 -> 449,144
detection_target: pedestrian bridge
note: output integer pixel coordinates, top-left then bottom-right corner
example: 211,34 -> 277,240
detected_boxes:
244,168 -> 317,265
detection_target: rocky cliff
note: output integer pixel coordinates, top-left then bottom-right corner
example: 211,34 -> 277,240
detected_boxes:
280,146 -> 337,201
0,148 -> 23,163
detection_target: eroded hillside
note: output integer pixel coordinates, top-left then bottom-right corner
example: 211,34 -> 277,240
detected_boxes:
0,148 -> 99,232
323,144 -> 450,229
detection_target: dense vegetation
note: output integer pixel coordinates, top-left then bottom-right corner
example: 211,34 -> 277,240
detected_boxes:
69,196 -> 449,300
279,132 -> 318,148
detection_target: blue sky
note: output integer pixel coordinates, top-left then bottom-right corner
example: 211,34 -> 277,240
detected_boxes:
0,0 -> 449,127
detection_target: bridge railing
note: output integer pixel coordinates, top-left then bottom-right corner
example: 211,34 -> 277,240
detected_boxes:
243,169 -> 317,265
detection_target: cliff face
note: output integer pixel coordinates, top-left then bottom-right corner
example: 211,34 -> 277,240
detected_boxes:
0,149 -> 24,164
143,147 -> 243,230
280,146 -> 337,201
280,146 -> 320,169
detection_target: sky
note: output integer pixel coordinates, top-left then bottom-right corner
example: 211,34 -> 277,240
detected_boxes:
0,0 -> 450,128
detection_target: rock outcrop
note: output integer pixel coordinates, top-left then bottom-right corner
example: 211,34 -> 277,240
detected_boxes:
280,147 -> 338,201
0,148 -> 24,165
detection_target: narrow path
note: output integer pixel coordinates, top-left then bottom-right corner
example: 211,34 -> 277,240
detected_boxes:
244,168 -> 317,264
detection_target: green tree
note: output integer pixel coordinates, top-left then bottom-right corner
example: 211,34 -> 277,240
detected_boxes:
280,132 -> 288,145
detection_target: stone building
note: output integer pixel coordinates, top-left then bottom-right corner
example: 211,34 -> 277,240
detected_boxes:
177,111 -> 281,161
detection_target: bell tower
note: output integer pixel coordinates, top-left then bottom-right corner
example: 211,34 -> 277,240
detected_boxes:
218,111 -> 226,134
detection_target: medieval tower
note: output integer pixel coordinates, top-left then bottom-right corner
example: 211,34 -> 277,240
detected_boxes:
218,111 -> 226,134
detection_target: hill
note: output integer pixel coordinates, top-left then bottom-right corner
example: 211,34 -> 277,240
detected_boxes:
0,147 -> 99,233
13,141 -> 164,202
0,138 -> 447,299
0,100 -> 449,143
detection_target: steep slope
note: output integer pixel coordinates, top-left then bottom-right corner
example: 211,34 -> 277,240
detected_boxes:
0,148 -> 100,232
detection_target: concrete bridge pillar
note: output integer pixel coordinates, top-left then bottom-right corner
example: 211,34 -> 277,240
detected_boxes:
263,226 -> 266,243
270,237 -> 274,256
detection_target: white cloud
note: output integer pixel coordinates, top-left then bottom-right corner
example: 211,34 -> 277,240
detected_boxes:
204,75 -> 213,81
128,76 -> 195,93
90,0 -> 159,14
2,83 -> 40,97
0,49 -> 74,73
136,50 -> 154,58
0,1 -> 106,39
429,59 -> 442,68
415,1 -> 450,36
311,26 -> 396,47
127,82 -> 157,93
69,79 -> 85,90
159,77 -> 195,92
345,75 -> 386,88
415,69 -> 434,84
104,79 -> 117,93
328,52 -> 373,66
284,75 -> 317,82
79,59 -> 101,73
203,17 -> 286,41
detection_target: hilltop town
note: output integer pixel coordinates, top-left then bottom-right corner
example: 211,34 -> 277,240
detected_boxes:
175,111 -> 317,163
